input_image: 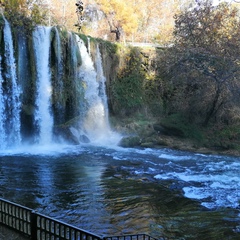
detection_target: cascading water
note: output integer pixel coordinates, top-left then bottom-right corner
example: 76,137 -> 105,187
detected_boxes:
55,28 -> 63,77
0,18 -> 21,149
0,21 -> 120,149
96,44 -> 110,130
0,57 -> 6,149
76,36 -> 120,145
87,37 -> 91,55
52,27 -> 65,125
33,26 -> 53,145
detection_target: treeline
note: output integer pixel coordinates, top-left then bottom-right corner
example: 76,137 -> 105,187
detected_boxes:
110,1 -> 240,150
0,0 -> 195,44
162,0 -> 240,148
0,0 -> 77,29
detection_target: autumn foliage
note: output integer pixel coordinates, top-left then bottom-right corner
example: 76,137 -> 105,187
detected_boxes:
154,0 -> 240,147
0,0 -> 185,43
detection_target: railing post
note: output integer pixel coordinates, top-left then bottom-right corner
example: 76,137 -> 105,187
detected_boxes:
0,199 -> 2,223
31,211 -> 38,240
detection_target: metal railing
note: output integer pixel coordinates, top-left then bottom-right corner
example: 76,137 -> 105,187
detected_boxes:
0,198 -> 159,240
0,198 -> 32,237
104,234 -> 158,240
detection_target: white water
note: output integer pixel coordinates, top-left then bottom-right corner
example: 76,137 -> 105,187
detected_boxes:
76,36 -> 121,145
1,18 -> 21,148
0,56 -> 6,149
99,147 -> 240,210
55,27 -> 63,74
145,149 -> 240,210
0,144 -> 239,214
33,26 -> 53,145
96,44 -> 109,124
87,37 -> 91,55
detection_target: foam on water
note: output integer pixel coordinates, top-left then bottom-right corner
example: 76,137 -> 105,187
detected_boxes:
0,143 -> 82,157
154,155 -> 240,209
158,153 -> 193,161
105,147 -> 240,210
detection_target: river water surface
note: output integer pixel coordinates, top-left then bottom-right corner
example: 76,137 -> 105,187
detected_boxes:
0,144 -> 240,239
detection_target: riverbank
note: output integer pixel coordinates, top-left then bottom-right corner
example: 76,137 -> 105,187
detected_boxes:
153,134 -> 240,157
113,117 -> 240,157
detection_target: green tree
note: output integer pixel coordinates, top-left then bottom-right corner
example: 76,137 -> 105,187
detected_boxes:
1,0 -> 49,26
163,0 -> 240,126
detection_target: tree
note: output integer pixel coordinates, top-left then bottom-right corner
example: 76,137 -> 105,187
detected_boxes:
94,0 -> 138,41
1,0 -> 28,14
0,0 -> 50,26
50,0 -> 77,30
163,0 -> 240,126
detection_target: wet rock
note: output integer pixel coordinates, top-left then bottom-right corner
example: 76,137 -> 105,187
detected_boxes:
53,126 -> 90,144
69,127 -> 91,143
79,134 -> 90,143
140,142 -> 155,148
118,136 -> 141,147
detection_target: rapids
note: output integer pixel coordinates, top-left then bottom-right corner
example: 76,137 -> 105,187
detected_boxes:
0,145 -> 239,239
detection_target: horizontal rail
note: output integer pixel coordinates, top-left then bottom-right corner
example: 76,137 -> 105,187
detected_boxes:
0,198 -> 102,240
34,212 -> 102,240
103,234 -> 158,240
0,198 -> 32,237
0,198 -> 159,240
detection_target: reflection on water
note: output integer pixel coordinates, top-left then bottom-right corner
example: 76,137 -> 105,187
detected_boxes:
0,145 -> 240,239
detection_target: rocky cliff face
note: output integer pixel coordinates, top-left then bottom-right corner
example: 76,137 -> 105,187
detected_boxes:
0,18 -> 129,148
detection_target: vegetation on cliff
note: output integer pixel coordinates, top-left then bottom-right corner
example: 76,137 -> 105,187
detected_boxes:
108,1 -> 240,153
2,0 -> 240,153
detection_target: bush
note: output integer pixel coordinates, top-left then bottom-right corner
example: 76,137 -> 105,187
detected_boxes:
160,113 -> 204,141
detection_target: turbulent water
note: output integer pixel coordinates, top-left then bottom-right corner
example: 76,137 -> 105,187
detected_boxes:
0,145 -> 239,239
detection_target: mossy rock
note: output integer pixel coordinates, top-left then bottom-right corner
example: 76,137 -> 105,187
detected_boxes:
140,142 -> 155,148
118,136 -> 141,147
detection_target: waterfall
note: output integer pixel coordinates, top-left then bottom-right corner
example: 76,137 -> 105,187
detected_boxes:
87,37 -> 91,55
0,57 -> 6,149
52,27 -> 64,125
33,26 -> 53,145
76,36 -> 120,145
0,21 -> 120,150
0,18 -> 22,149
96,44 -> 110,129
55,28 -> 63,72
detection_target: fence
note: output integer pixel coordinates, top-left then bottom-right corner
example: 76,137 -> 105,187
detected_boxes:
104,235 -> 158,240
0,198 -> 158,240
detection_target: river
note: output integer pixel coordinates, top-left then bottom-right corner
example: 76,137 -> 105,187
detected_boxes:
0,144 -> 239,239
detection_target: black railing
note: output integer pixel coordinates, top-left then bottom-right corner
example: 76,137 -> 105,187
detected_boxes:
104,234 -> 158,240
0,198 -> 159,240
0,198 -> 32,237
